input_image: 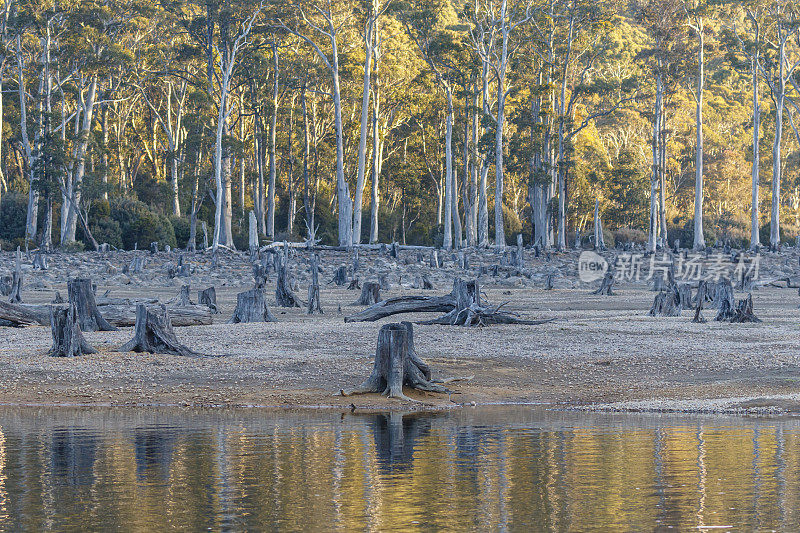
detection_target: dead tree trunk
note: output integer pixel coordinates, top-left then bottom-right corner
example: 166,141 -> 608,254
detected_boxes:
8,248 -> 22,303
48,304 -> 96,357
307,254 -> 323,315
692,289 -> 706,323
275,244 -> 301,307
714,278 -> 736,321
230,288 -> 277,323
67,278 -> 116,331
591,272 -> 614,295
354,281 -> 381,306
649,285 -> 681,317
340,322 -> 449,401
117,304 -> 200,357
198,287 -> 218,313
730,293 -> 761,323
173,285 -> 193,306
331,266 -> 348,286
676,283 -> 692,309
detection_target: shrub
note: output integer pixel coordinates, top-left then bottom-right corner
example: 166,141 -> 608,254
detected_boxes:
90,217 -> 122,248
103,197 -> 176,250
170,216 -> 191,249
613,226 -> 647,246
0,193 -> 28,243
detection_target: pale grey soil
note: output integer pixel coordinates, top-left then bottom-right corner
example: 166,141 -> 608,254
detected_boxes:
1,247 -> 800,413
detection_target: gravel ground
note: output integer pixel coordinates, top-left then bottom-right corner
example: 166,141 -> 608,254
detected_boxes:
1,248 -> 800,413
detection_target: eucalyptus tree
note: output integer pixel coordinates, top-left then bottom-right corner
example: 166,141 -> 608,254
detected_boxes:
277,0 -> 355,246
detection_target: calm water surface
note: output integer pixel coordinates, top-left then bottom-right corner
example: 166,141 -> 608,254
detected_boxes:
0,406 -> 795,531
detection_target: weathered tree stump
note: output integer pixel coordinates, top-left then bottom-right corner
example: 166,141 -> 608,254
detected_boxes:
713,278 -> 736,321
253,251 -> 270,289
331,266 -> 348,286
591,271 -> 614,295
676,283 -> 692,309
729,293 -> 761,323
8,248 -> 22,303
429,249 -> 439,268
275,243 -> 301,307
347,277 -> 361,290
693,280 -> 711,308
176,255 -> 190,277
418,275 -> 434,290
32,253 -> 48,270
124,255 -> 145,274
340,322 -> 449,401
352,249 -> 360,273
117,304 -> 200,357
198,287 -> 218,313
0,275 -> 11,297
173,285 -> 193,306
355,281 -> 382,306
692,290 -> 707,323
150,242 -> 158,254
379,274 -> 389,291
391,242 -> 399,259
307,254 -> 323,315
230,289 -> 277,323
649,286 -> 681,317
48,304 -> 97,357
67,278 -> 116,331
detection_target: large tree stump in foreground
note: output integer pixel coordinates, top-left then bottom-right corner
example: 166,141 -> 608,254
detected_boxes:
68,278 -> 116,331
198,287 -> 218,313
48,304 -> 96,357
341,322 -> 450,401
354,282 -> 381,306
117,304 -> 200,357
230,289 -> 276,323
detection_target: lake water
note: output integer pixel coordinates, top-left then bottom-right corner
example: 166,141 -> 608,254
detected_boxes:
0,406 -> 795,531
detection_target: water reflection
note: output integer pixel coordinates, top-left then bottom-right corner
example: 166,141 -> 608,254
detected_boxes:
0,407 -> 795,531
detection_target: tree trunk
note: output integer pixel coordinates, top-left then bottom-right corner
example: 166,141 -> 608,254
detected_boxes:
267,44 -> 278,239
230,288 -> 276,323
693,25 -> 705,250
307,253 -> 322,314
198,286 -> 218,313
751,54 -> 761,250
47,303 -> 96,357
117,304 -> 201,357
67,278 -> 116,332
354,281 -> 381,306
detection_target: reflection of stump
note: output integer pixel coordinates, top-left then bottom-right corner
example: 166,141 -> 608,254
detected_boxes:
68,278 -> 116,331
48,304 -> 97,357
230,289 -> 276,323
355,282 -> 381,306
118,304 -> 199,357
198,287 -> 218,313
341,322 -> 448,401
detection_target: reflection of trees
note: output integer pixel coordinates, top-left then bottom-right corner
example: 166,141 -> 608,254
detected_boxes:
134,428 -> 176,481
50,428 -> 96,487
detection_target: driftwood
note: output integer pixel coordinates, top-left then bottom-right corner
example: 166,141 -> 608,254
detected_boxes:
198,287 -> 218,313
418,279 -> 553,327
117,304 -> 201,357
0,301 -> 47,327
100,304 -> 212,327
307,254 -> 323,315
340,322 -> 450,401
354,281 -> 381,306
591,271 -> 614,295
48,304 -> 96,357
344,290 -> 458,323
68,278 -> 116,331
229,288 -> 277,323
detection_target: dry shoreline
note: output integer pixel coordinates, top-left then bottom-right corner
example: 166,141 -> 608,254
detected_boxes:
2,249 -> 800,415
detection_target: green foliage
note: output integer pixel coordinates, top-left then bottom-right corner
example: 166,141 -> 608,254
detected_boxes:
0,193 -> 28,245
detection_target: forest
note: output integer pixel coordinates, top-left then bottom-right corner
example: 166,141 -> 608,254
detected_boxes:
0,0 -> 796,252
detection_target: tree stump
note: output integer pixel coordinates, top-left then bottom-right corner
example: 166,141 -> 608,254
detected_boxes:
340,322 -> 449,401
355,282 -> 382,306
230,289 -> 277,323
352,249 -> 360,274
124,255 -> 145,274
67,278 -> 116,331
150,242 -> 158,254
730,293 -> 761,323
713,278 -> 736,321
692,289 -> 707,323
198,287 -> 218,314
391,242 -> 399,259
174,285 -> 193,306
117,304 -> 200,357
48,304 -> 97,357
591,271 -> 614,295
0,275 -> 11,297
176,255 -> 190,277
649,286 -> 681,317
8,248 -> 22,303
429,249 -> 439,268
307,254 -> 323,315
693,280 -> 710,308
331,266 -> 348,286
275,243 -> 301,307
33,253 -> 48,270
676,283 -> 692,309
347,277 -> 361,290
379,274 -> 389,291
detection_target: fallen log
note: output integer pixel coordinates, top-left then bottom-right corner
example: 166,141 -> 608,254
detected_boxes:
98,304 -> 212,327
0,301 -> 48,327
344,292 -> 457,323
